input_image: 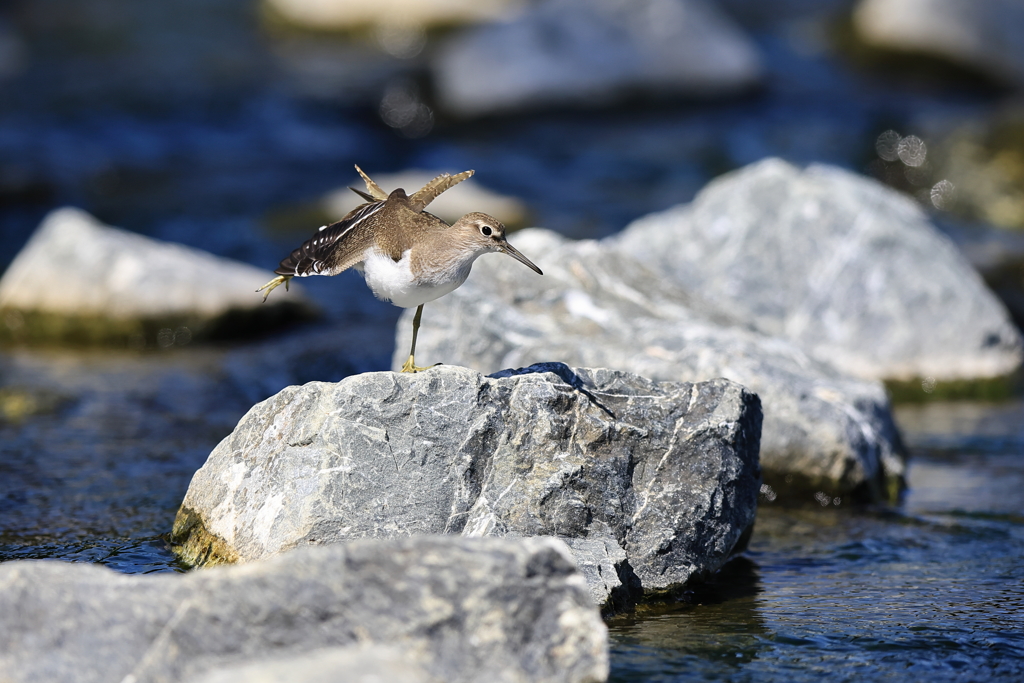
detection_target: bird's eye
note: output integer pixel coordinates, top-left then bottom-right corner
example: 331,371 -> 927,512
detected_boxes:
480,225 -> 493,236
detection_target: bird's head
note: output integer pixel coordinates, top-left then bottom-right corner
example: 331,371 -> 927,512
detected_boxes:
456,212 -> 543,275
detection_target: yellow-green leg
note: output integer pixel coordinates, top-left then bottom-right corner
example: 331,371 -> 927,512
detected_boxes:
401,304 -> 439,373
257,275 -> 291,302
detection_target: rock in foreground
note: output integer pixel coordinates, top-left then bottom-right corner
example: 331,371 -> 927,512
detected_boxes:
0,536 -> 607,683
0,207 -> 314,347
432,0 -> 762,117
172,364 -> 762,609
399,230 -> 904,503
612,158 -> 1023,382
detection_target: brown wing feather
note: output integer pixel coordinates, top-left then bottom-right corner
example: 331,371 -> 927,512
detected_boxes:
349,186 -> 377,202
355,164 -> 389,201
275,201 -> 385,277
407,169 -> 474,213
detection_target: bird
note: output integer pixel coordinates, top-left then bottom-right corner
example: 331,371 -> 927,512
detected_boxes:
258,164 -> 543,373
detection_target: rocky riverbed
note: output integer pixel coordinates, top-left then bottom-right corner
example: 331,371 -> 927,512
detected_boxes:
3,0 -> 1024,680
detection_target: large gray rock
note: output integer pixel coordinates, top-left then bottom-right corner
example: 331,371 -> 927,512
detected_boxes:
0,207 -> 313,347
853,0 -> 1024,89
432,0 -> 762,117
397,229 -> 904,502
611,158 -> 1023,382
172,364 -> 762,608
0,536 -> 608,683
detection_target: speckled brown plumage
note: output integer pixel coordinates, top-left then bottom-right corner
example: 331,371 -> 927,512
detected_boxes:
274,167 -> 476,280
257,164 -> 542,372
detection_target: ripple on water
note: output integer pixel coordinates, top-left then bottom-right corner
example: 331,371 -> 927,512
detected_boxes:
610,399 -> 1024,682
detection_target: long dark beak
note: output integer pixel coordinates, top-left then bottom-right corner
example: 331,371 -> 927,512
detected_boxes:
500,240 -> 543,275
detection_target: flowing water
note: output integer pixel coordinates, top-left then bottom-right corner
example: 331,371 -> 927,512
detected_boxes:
609,400 -> 1024,681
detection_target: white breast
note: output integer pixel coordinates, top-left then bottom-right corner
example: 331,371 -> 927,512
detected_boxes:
360,249 -> 474,308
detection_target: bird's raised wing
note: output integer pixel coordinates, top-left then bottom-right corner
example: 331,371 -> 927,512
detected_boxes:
355,164 -> 389,201
407,169 -> 474,213
275,201 -> 386,277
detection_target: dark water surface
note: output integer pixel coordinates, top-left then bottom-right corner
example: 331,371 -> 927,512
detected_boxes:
609,400 -> 1024,681
0,347 -> 249,573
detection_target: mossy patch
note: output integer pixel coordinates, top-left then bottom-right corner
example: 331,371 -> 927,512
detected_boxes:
169,506 -> 241,568
0,387 -> 70,423
884,371 -> 1022,404
758,466 -> 905,507
0,301 -> 317,349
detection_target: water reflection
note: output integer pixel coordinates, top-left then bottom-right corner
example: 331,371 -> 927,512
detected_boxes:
608,401 -> 1024,681
609,558 -> 768,679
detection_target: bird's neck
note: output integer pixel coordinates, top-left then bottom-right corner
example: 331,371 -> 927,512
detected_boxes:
410,239 -> 485,287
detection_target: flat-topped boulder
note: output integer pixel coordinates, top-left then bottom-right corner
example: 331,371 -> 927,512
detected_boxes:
0,536 -> 608,683
172,364 -> 762,609
612,158 -> 1023,383
398,229 -> 905,503
431,0 -> 762,117
0,207 -> 314,347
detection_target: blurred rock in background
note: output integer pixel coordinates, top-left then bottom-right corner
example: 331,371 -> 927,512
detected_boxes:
432,0 -> 763,117
263,0 -> 526,32
0,208 -> 315,347
853,0 -> 1024,89
613,158 -> 1023,383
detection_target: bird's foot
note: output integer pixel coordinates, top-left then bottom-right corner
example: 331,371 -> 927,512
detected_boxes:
256,275 -> 291,302
400,356 -> 441,373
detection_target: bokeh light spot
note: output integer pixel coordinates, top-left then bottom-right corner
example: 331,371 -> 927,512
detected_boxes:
876,129 -> 902,162
374,23 -> 427,60
379,81 -> 434,139
930,179 -> 956,210
897,135 -> 927,167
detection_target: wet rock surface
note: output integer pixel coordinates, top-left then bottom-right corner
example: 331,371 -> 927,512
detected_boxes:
611,158 -> 1023,383
432,0 -> 762,117
399,228 -> 904,502
0,536 -> 608,683
0,208 -> 314,347
171,364 -> 762,608
853,0 -> 1024,88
